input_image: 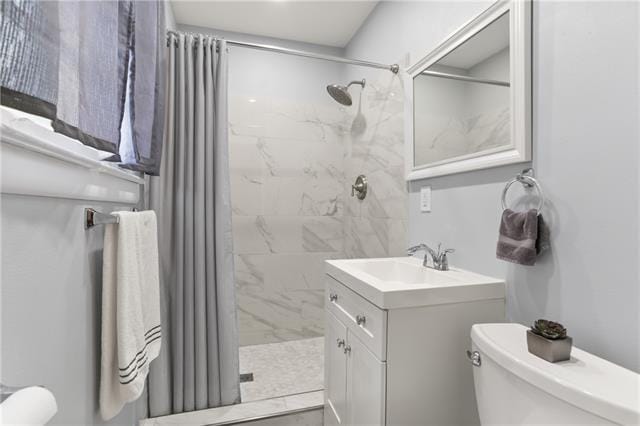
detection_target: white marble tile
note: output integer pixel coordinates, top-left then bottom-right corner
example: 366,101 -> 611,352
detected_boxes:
229,135 -> 267,171
263,253 -> 342,291
241,290 -> 325,345
342,69 -> 408,260
232,216 -> 272,254
232,215 -> 335,343
239,338 -> 324,402
344,216 -> 388,258
262,176 -> 343,217
231,174 -> 265,216
363,168 -> 408,220
236,286 -> 324,346
302,217 -> 343,253
235,250 -> 340,345
255,137 -> 344,179
387,218 -> 408,257
240,408 -> 322,426
232,216 -> 300,254
229,78 -> 407,345
230,101 -> 280,139
233,216 -> 343,256
231,98 -> 347,144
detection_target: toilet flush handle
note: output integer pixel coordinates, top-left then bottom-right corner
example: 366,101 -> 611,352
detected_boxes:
466,350 -> 481,367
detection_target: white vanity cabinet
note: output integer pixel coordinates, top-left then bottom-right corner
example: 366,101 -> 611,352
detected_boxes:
323,258 -> 506,426
324,289 -> 386,426
325,310 -> 385,426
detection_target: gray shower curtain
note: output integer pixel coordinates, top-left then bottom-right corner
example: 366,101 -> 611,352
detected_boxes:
146,34 -> 240,417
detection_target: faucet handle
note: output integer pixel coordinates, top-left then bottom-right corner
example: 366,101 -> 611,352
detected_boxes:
407,244 -> 425,255
434,243 -> 454,256
439,249 -> 454,270
438,247 -> 454,261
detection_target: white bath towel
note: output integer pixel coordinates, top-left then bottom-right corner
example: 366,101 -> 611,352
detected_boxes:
100,211 -> 161,420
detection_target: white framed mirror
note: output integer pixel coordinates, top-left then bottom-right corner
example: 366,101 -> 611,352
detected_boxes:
404,0 -> 531,181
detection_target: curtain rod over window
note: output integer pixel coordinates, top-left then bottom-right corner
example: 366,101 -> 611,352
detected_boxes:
166,30 -> 400,74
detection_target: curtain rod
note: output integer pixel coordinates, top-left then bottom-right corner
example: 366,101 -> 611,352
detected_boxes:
166,30 -> 400,74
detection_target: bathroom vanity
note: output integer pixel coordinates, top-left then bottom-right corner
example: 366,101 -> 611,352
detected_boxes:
324,257 -> 505,426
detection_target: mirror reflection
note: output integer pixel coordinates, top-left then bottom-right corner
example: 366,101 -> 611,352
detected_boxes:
413,12 -> 510,168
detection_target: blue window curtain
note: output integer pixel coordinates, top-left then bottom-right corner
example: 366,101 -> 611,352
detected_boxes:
0,0 -> 166,175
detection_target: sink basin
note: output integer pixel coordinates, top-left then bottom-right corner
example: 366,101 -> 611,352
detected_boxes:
343,258 -> 464,286
326,257 -> 505,309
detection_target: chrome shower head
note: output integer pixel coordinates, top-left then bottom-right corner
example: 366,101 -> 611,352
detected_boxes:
326,79 -> 366,106
327,84 -> 352,106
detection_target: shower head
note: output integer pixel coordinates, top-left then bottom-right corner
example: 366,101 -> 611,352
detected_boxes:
326,79 -> 366,106
327,84 -> 352,106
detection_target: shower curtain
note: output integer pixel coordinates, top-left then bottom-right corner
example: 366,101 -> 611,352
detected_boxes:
146,34 -> 240,416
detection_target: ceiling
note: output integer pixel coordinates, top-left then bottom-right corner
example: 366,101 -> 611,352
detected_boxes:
170,1 -> 378,48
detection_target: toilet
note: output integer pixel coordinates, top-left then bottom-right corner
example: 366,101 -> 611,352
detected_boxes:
470,323 -> 640,425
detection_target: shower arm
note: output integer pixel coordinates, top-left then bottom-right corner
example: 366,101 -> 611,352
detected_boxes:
347,79 -> 366,88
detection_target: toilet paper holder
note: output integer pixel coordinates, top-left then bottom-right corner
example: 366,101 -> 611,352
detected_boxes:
1,383 -> 45,403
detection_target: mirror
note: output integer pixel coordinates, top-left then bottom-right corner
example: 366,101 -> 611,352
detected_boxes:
405,1 -> 531,180
414,12 -> 510,168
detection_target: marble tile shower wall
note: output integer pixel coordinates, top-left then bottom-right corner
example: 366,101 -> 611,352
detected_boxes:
344,71 -> 408,259
229,70 -> 407,346
229,97 -> 350,346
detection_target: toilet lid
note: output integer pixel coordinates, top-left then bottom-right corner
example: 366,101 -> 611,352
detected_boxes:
471,323 -> 640,426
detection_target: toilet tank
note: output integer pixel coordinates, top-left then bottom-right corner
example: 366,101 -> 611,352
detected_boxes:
470,323 -> 640,426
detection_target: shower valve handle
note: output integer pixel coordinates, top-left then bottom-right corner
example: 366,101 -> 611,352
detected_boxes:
351,175 -> 368,200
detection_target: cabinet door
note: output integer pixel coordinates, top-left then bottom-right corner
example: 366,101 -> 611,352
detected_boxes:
325,310 -> 348,425
346,331 -> 386,426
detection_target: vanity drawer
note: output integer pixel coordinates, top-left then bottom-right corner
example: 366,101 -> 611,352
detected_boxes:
326,275 -> 387,361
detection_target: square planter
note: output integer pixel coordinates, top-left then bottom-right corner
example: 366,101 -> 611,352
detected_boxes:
526,330 -> 572,363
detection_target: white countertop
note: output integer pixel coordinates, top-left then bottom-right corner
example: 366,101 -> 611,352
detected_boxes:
326,257 -> 505,309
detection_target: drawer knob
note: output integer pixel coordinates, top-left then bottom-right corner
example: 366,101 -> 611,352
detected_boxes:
329,293 -> 338,302
356,314 -> 366,326
336,338 -> 345,348
343,345 -> 351,355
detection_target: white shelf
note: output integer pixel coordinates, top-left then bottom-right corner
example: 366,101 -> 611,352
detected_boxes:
1,110 -> 143,205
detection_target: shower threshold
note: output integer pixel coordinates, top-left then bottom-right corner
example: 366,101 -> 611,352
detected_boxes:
140,391 -> 323,426
141,337 -> 325,425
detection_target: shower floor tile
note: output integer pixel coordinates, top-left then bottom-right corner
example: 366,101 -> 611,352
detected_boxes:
239,337 -> 324,402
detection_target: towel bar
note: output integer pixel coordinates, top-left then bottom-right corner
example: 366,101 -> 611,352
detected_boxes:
85,208 -> 118,228
501,168 -> 545,213
85,208 -> 123,229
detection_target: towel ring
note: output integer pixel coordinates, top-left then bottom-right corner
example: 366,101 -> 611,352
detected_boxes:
501,172 -> 545,214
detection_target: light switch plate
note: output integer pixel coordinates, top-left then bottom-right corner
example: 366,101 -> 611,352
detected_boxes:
420,186 -> 431,212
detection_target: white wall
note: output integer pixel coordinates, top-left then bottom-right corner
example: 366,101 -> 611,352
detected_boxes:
0,127 -> 144,425
347,1 -> 639,372
1,196 -> 143,425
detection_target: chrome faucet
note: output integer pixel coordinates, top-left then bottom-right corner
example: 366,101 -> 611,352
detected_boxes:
407,243 -> 454,271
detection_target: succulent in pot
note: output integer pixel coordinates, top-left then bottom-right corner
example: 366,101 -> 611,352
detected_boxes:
527,319 -> 572,363
530,319 -> 567,340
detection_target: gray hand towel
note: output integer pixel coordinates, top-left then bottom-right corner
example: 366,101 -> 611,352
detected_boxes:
497,209 -> 550,266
